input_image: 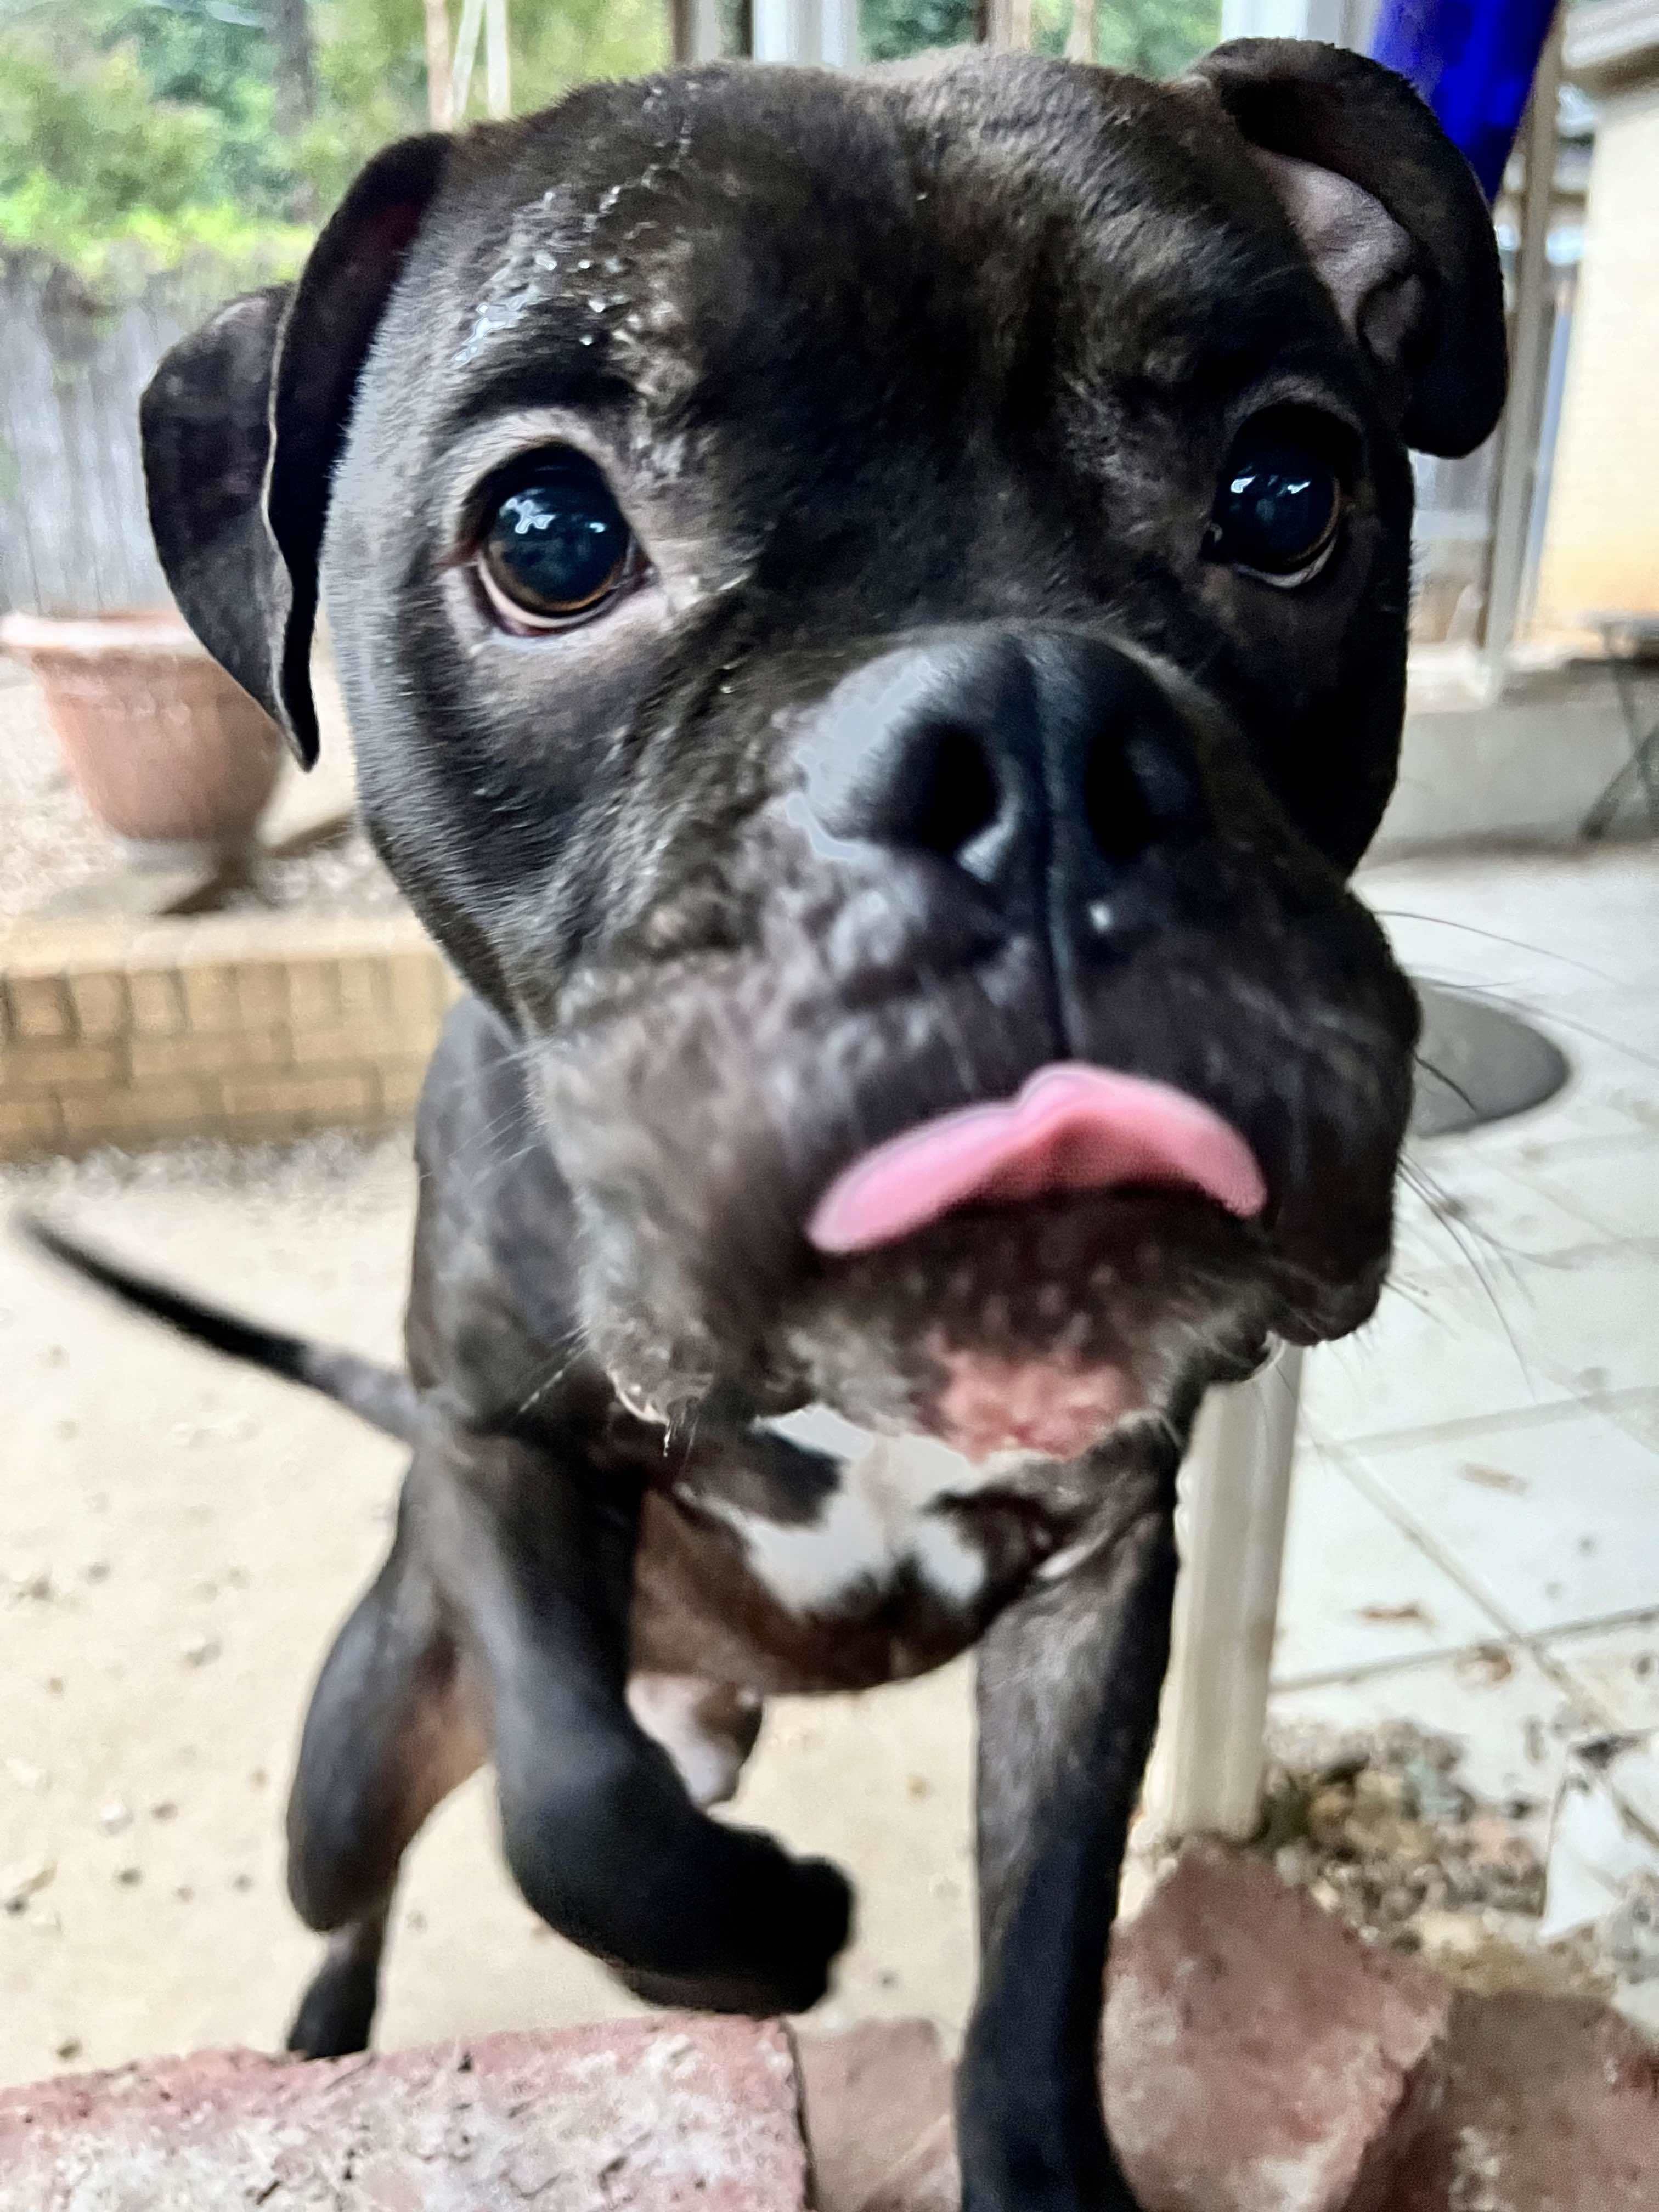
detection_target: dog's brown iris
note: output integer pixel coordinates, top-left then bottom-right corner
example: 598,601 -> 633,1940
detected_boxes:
477,448 -> 637,629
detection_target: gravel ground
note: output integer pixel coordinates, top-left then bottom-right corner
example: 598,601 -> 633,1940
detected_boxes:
0,659 -> 114,919
221,828 -> 405,916
0,656 -> 403,919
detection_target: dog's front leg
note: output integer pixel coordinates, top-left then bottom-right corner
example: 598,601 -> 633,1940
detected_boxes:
957,1465 -> 1177,2212
427,1417 -> 852,2015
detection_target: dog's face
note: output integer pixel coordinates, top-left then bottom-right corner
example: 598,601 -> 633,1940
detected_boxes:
143,46 -> 1503,1455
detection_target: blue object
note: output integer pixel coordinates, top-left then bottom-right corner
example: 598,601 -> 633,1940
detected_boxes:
1370,0 -> 1559,201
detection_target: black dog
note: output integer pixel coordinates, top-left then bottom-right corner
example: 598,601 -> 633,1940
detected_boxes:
30,40 -> 1503,2211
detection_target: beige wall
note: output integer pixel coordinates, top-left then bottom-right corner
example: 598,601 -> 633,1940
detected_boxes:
1537,80 -> 1659,624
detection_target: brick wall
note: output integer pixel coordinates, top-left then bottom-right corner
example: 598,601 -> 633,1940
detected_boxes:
0,911 -> 460,1161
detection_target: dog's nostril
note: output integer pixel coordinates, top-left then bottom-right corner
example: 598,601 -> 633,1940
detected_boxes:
894,720 -> 1002,861
1084,731 -> 1156,866
1083,722 -> 1207,867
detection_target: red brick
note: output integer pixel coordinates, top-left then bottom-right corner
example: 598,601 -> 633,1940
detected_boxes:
232,960 -> 291,1026
285,958 -> 341,1027
798,1849 -> 1455,2212
0,1040 -> 122,1091
1393,1990 -> 1659,2210
0,1094 -> 63,1152
798,2021 -> 957,2212
335,955 -> 389,1023
0,2018 -> 809,2211
219,1070 -> 374,1123
789,1857 -> 1454,2212
179,962 -> 239,1032
1102,1844 -> 1451,2212
59,1081 -> 215,1144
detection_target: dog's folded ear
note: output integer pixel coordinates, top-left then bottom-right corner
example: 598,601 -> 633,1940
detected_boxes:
140,136 -> 449,765
1183,38 -> 1505,459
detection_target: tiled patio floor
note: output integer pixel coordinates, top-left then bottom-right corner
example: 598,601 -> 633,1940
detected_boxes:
1274,844 -> 1659,1877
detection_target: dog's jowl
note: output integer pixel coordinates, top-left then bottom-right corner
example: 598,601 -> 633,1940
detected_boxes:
36,38 -> 1503,2212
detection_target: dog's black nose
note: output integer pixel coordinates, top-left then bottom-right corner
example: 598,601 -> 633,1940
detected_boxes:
796,630 -> 1208,926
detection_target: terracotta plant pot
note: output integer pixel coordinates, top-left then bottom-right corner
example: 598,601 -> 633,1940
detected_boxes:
0,608 -> 284,866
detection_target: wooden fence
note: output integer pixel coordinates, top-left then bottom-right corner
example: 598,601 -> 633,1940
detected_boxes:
0,256 -> 230,618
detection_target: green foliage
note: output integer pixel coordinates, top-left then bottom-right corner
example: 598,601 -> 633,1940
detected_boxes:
1084,0 -> 1219,76
0,3 -> 301,222
859,0 -> 978,61
859,0 -> 1218,72
0,0 -> 1215,290
296,0 -> 668,208
0,0 -> 668,284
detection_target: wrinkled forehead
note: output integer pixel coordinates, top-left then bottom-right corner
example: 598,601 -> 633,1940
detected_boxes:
380,61 -> 1351,488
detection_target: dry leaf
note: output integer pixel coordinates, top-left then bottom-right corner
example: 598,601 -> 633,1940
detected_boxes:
1459,1462 -> 1527,1494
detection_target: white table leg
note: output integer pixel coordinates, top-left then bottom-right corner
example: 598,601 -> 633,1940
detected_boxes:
1143,1345 -> 1304,1843
751,0 -> 859,64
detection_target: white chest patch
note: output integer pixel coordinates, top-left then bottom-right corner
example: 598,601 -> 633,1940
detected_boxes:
692,1406 -> 1034,1618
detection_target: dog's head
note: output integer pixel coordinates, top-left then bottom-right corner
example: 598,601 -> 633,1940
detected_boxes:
142,42 -> 1502,1455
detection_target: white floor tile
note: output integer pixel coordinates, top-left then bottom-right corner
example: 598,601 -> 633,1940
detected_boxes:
1541,1612 -> 1659,1733
1525,1133 -> 1659,1241
1275,848 -> 1659,1863
1269,1645 -> 1584,1842
1451,1065 -> 1659,1156
1273,1449 -> 1500,1683
1363,848 -> 1659,997
1301,1266 -> 1572,1446
1499,1246 -> 1659,1396
1353,1406 -> 1659,1635
1602,1390 -> 1659,1453
1392,1154 -> 1613,1268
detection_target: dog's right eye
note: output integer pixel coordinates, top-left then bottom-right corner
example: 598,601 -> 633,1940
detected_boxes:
1203,413 -> 1351,589
475,450 -> 640,631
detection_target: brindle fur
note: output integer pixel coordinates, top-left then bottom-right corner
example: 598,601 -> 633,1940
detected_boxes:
30,42 -> 1503,2211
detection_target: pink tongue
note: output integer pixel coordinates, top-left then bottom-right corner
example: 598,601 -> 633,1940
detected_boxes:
807,1063 -> 1266,1256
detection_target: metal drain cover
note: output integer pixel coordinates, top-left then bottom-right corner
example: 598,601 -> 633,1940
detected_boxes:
1410,983 -> 1570,1139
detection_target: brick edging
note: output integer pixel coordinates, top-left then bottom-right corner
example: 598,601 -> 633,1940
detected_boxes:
0,910 -> 458,1160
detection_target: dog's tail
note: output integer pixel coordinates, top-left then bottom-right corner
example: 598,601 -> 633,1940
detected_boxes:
17,1214 -> 422,1446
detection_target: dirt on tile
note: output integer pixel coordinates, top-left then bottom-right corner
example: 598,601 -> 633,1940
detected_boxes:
1253,1722 -> 1611,2002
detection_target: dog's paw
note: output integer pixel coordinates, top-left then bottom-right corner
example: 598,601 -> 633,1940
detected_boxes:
620,1854 -> 854,2017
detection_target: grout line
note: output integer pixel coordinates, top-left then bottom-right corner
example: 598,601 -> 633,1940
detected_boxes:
1533,1601 -> 1659,1646
1272,1642 -> 1529,1695
1273,1601 -> 1659,1696
1326,1449 -> 1525,1641
1293,1453 -> 1634,1731
1304,1380 -> 1659,1459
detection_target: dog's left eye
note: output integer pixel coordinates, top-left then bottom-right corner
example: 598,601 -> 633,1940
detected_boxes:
475,450 -> 639,630
1204,425 -> 1346,588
